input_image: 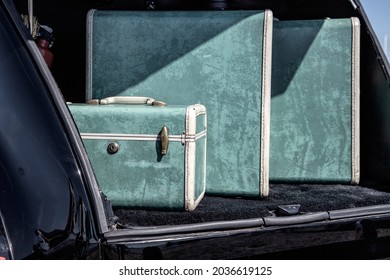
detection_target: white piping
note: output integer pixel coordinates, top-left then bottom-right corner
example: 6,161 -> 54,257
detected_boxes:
260,10 -> 273,197
351,17 -> 361,185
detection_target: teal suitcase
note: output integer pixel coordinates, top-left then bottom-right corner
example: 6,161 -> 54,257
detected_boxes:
86,9 -> 273,197
270,18 -> 361,183
68,97 -> 207,211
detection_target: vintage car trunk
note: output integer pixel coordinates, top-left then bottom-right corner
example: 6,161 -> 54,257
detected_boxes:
4,0 -> 390,259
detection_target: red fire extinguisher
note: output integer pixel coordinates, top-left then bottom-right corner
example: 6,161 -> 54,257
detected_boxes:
35,25 -> 54,69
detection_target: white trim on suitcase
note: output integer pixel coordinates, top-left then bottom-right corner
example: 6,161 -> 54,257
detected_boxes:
351,17 -> 361,185
185,104 -> 207,211
260,10 -> 273,198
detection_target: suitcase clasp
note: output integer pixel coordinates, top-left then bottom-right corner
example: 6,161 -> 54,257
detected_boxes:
160,126 -> 169,156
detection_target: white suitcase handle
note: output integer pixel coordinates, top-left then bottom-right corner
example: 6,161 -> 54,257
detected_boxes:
87,96 -> 167,106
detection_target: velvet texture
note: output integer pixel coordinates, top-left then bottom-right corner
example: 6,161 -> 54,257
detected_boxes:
114,184 -> 390,226
87,10 -> 269,197
68,104 -> 206,210
270,19 -> 357,183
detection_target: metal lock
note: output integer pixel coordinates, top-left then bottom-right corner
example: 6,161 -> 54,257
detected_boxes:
107,142 -> 119,155
160,126 -> 169,156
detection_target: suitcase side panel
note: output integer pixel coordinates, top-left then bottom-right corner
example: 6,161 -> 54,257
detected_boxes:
83,139 -> 186,210
87,10 -> 266,101
270,18 -> 359,183
86,10 -> 270,197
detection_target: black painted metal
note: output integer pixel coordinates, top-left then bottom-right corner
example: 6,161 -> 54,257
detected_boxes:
0,0 -> 102,259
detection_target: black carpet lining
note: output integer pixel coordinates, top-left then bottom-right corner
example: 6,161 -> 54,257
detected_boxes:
114,184 -> 390,226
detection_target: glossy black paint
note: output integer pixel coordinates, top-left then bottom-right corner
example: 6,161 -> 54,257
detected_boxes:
102,214 -> 390,260
0,211 -> 11,260
0,1 -> 102,259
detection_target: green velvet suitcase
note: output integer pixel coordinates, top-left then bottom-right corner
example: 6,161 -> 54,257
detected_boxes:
68,97 -> 207,211
86,9 -> 273,197
270,18 -> 361,183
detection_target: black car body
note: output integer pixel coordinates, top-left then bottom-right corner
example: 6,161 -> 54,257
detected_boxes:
1,0 -> 390,260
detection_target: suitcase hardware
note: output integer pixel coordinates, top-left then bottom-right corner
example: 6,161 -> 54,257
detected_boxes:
107,142 -> 119,155
160,126 -> 169,155
87,96 -> 167,107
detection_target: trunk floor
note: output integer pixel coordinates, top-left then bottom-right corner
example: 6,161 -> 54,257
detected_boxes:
113,184 -> 390,226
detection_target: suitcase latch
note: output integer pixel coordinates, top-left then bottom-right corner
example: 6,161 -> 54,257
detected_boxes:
160,126 -> 169,156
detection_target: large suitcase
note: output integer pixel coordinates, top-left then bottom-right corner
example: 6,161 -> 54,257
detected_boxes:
270,18 -> 360,183
86,9 -> 273,197
68,98 -> 207,211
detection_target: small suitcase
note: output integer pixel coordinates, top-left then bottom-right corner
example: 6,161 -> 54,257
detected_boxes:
270,17 -> 360,183
86,9 -> 273,198
68,97 -> 207,211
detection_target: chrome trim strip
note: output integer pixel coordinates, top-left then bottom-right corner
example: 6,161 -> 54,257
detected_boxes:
80,130 -> 207,143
